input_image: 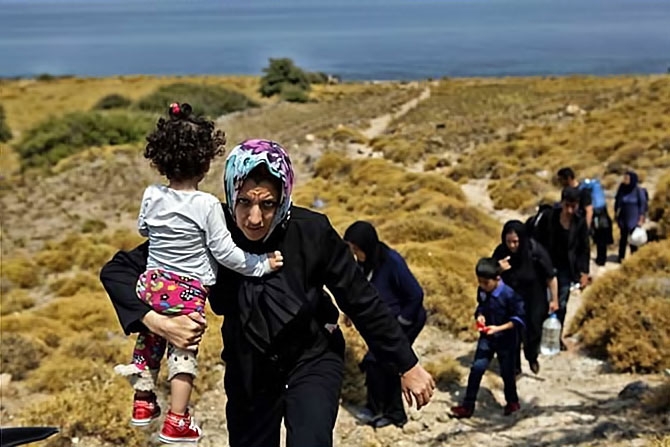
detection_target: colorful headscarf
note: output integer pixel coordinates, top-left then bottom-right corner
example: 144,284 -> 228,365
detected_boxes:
223,139 -> 295,241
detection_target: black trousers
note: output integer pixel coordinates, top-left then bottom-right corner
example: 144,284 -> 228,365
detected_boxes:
465,335 -> 518,407
618,225 -> 638,261
515,292 -> 549,372
593,209 -> 613,265
225,333 -> 345,447
362,309 -> 426,424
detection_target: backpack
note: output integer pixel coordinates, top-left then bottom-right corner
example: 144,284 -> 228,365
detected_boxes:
578,178 -> 607,210
525,203 -> 556,243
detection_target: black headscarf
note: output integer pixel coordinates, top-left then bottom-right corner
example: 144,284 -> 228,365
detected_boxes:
343,221 -> 387,276
499,220 -> 532,267
616,170 -> 639,198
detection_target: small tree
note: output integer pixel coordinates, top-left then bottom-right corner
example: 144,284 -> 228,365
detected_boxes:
0,104 -> 12,142
259,58 -> 310,98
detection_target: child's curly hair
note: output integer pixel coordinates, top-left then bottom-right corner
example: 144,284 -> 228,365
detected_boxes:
144,103 -> 226,181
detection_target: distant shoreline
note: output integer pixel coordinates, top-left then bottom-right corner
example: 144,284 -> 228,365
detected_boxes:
2,70 -> 668,84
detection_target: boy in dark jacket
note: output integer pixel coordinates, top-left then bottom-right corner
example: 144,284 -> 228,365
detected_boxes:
451,258 -> 526,418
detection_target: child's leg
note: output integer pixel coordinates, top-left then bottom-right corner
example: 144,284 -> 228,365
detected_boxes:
167,343 -> 199,415
132,331 -> 167,372
115,331 -> 166,392
497,346 -> 519,405
463,337 -> 494,407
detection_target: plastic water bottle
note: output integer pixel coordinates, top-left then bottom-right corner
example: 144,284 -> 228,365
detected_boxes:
540,313 -> 562,356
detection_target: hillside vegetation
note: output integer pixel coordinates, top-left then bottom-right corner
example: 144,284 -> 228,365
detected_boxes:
1,73 -> 669,446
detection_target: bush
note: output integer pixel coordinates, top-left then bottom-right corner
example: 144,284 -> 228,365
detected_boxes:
0,333 -> 47,380
280,83 -> 310,103
650,173 -> 670,239
571,239 -> 670,372
92,93 -> 132,110
19,380 -> 148,447
81,218 -> 107,233
306,71 -> 329,84
0,104 -> 12,142
49,272 -> 101,297
259,58 -> 310,98
0,289 -> 35,315
2,257 -> 40,289
16,111 -> 154,169
424,356 -> 462,390
136,82 -> 257,118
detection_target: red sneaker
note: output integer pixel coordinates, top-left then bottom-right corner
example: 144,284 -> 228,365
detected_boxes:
504,402 -> 521,415
450,405 -> 474,419
131,395 -> 161,427
159,410 -> 202,444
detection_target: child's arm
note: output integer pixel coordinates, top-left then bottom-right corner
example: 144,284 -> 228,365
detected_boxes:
204,202 -> 280,277
487,290 -> 525,335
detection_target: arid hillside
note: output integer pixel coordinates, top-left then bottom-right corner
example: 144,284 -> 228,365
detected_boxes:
1,74 -> 668,447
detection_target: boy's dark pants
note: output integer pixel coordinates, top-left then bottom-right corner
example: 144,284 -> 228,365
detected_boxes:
464,335 -> 519,407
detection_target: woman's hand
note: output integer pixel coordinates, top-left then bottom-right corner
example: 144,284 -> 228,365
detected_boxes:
268,250 -> 284,271
549,299 -> 560,313
579,273 -> 590,290
401,363 -> 435,410
142,311 -> 207,351
498,256 -> 512,272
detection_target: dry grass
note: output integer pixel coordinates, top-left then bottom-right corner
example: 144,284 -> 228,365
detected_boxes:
424,356 -> 462,390
649,435 -> 670,447
650,172 -> 670,239
571,239 -> 670,373
0,289 -> 35,315
4,73 -> 670,444
296,153 -> 499,337
369,76 -> 670,211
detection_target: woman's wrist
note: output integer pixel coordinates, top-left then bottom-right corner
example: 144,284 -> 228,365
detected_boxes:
141,311 -> 164,337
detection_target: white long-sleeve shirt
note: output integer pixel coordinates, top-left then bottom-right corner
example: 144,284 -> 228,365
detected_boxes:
138,184 -> 271,285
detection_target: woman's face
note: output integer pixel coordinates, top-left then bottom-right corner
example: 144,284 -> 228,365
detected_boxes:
623,173 -> 631,185
347,242 -> 366,262
505,231 -> 520,253
234,178 -> 280,241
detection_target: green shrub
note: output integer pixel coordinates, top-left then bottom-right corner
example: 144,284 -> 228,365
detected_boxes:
280,83 -> 310,103
306,71 -> 330,84
92,93 -> 132,110
259,58 -> 310,98
136,82 -> 257,117
16,111 -> 153,169
0,104 -> 12,142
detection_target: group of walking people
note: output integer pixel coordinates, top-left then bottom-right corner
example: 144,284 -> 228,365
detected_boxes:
450,166 -> 650,418
99,103 -> 650,444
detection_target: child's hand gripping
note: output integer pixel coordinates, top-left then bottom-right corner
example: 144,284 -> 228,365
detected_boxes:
267,250 -> 284,271
476,315 -> 490,334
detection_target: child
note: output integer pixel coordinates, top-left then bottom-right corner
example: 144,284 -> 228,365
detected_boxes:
114,103 -> 283,443
450,257 -> 525,418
